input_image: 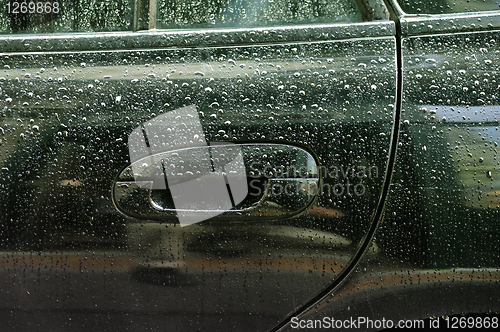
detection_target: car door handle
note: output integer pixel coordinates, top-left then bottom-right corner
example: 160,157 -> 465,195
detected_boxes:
113,143 -> 318,225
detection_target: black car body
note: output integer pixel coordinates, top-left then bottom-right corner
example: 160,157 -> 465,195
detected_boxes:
0,0 -> 499,331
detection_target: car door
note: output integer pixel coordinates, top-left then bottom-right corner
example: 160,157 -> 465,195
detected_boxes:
390,0 -> 500,268
0,0 -> 396,330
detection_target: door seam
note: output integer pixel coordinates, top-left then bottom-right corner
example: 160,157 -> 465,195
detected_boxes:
269,18 -> 403,332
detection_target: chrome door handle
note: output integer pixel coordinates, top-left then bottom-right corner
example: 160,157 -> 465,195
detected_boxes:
113,143 -> 318,225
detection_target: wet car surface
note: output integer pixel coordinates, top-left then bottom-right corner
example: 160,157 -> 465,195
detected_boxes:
0,0 -> 499,331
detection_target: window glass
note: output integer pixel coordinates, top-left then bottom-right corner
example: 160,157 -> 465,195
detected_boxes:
399,0 -> 500,14
0,0 -> 132,33
156,0 -> 363,29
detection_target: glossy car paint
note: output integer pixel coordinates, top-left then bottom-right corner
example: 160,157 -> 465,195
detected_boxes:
0,0 -> 498,331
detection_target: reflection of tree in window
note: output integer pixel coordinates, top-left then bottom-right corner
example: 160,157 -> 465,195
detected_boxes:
157,0 -> 360,28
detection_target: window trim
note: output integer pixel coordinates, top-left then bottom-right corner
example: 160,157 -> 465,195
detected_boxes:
0,20 -> 395,53
401,11 -> 500,36
134,0 -> 156,31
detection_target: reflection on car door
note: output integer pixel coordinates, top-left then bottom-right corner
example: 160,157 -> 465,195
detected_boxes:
386,2 -> 500,268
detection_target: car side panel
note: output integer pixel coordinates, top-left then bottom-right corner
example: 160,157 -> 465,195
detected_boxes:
0,24 -> 396,330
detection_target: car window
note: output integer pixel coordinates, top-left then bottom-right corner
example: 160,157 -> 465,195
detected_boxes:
0,0 -> 365,34
0,0 -> 133,33
399,0 -> 500,14
156,0 -> 363,28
